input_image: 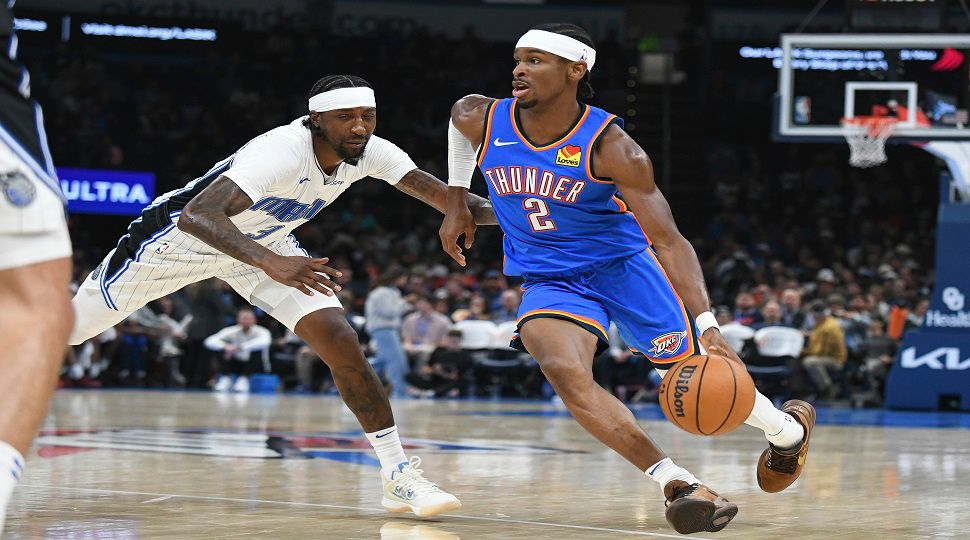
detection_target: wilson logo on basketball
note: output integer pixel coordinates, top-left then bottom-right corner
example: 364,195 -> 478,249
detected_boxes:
555,145 -> 582,167
649,331 -> 687,356
672,364 -> 698,418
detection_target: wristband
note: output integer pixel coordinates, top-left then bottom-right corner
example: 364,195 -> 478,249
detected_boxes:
447,119 -> 475,189
695,311 -> 719,335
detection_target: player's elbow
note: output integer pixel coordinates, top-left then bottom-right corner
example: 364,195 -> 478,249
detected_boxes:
177,203 -> 204,235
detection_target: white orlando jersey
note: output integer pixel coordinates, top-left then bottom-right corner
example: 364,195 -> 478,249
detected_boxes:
148,116 -> 417,249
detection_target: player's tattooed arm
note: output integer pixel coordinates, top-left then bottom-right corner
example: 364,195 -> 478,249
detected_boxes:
394,169 -> 496,225
179,175 -> 343,296
594,127 -> 739,360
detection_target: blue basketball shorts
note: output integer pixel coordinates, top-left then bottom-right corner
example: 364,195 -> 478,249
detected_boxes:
512,249 -> 700,368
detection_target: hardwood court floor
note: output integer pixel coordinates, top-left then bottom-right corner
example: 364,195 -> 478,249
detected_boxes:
5,390 -> 969,539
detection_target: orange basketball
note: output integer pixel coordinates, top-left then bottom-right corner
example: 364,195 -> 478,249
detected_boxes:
658,354 -> 755,436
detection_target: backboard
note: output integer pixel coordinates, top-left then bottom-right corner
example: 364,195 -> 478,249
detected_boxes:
775,34 -> 970,142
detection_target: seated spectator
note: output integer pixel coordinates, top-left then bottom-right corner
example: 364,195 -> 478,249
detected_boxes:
780,288 -> 808,330
481,270 -> 507,312
467,294 -> 492,321
734,291 -> 763,327
154,296 -> 192,387
204,308 -> 272,393
492,289 -> 521,324
860,319 -> 897,403
714,305 -> 734,326
801,300 -> 847,399
753,300 -> 783,329
401,294 -> 452,364
405,330 -> 474,398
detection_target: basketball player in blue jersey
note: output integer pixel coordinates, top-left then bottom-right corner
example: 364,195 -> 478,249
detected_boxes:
441,23 -> 816,534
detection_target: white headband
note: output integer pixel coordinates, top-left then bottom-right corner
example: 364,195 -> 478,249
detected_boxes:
515,29 -> 596,72
308,87 -> 376,112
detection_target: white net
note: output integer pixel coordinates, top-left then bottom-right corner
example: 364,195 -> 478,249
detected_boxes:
841,117 -> 898,168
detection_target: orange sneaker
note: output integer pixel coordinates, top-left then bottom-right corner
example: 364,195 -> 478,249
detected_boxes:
663,480 -> 739,534
757,399 -> 816,493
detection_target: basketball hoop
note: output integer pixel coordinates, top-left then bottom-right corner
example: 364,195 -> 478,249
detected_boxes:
840,116 -> 898,168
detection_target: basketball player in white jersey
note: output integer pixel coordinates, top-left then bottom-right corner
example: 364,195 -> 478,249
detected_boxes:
0,1 -> 75,534
69,75 -> 495,518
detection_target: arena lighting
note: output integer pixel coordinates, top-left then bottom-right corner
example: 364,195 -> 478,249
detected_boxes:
78,22 -> 217,41
12,17 -> 47,32
738,45 -> 946,71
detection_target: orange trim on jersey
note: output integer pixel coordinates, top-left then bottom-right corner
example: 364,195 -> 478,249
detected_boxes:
510,100 -> 591,151
624,210 -> 653,246
640,248 -> 697,361
611,194 -> 628,213
517,309 -> 608,341
477,102 -> 498,166
640,346 -> 698,365
584,114 -> 618,184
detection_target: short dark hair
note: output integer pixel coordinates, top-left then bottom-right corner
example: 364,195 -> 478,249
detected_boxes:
302,75 -> 373,132
530,23 -> 595,101
307,74 -> 372,100
808,300 -> 827,314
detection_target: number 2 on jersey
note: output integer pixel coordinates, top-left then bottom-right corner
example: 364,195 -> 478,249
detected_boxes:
523,197 -> 556,232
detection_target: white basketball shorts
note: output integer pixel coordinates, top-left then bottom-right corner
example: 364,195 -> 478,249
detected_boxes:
70,226 -> 340,344
0,136 -> 71,270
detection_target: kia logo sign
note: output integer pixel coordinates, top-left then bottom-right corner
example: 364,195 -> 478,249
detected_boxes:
900,347 -> 970,370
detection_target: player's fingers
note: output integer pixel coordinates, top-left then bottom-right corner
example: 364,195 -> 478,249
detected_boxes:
446,244 -> 466,267
300,276 -> 334,296
308,261 -> 342,277
464,226 -> 476,249
290,281 -> 314,296
303,271 -> 340,292
311,273 -> 343,292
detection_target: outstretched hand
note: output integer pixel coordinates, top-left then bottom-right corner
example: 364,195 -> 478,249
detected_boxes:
261,254 -> 343,297
439,206 -> 477,267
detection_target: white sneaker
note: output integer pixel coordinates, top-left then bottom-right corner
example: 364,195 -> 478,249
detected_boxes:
381,456 -> 461,518
232,376 -> 249,393
214,375 -> 232,392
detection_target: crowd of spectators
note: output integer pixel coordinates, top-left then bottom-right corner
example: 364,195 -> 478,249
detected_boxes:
20,17 -> 943,408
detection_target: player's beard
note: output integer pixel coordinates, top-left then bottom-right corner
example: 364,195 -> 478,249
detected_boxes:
328,135 -> 369,166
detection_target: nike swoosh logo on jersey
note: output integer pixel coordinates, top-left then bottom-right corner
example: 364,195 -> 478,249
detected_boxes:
298,177 -> 310,184
493,138 -> 519,147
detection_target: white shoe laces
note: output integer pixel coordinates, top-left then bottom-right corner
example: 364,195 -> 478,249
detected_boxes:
393,456 -> 443,498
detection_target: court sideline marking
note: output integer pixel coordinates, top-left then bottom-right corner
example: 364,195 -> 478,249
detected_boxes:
19,484 -> 716,539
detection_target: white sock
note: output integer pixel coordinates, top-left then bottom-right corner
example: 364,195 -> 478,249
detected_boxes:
645,457 -> 700,492
364,426 -> 408,480
744,391 -> 804,449
0,441 -> 25,533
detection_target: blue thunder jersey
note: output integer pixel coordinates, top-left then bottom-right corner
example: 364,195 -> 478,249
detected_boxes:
477,98 -> 649,276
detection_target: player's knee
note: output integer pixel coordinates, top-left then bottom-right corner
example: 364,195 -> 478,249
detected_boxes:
536,356 -> 591,387
323,321 -> 361,350
21,289 -> 74,341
